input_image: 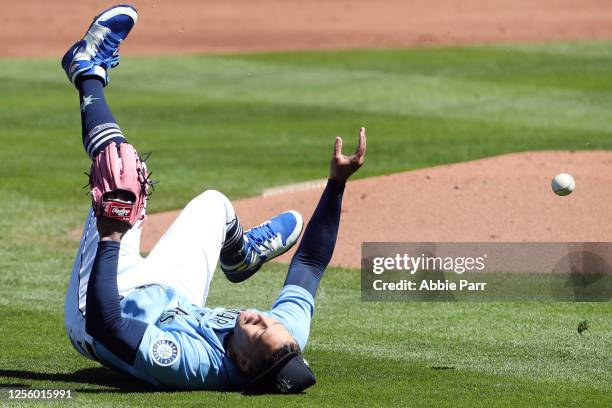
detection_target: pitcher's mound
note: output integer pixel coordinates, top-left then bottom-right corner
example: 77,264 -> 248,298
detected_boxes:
143,151 -> 612,268
141,150 -> 612,269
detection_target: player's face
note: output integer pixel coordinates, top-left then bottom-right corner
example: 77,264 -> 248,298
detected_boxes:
231,309 -> 296,376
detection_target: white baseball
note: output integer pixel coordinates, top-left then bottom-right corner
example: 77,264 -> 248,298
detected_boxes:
551,173 -> 575,196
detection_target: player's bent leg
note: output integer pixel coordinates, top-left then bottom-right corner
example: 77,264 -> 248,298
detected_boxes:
142,190 -> 237,307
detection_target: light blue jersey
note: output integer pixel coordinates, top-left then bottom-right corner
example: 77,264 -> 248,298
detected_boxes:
91,284 -> 314,390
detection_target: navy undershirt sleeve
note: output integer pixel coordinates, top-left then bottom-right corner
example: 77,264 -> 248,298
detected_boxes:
284,178 -> 345,297
85,240 -> 148,364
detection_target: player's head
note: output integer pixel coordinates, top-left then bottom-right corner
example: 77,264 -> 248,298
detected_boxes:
230,310 -> 297,376
228,310 -> 316,393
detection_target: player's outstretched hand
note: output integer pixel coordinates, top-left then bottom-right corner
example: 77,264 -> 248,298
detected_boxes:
329,127 -> 367,182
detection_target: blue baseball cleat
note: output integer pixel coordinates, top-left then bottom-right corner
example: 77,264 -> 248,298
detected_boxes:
222,210 -> 304,283
61,4 -> 138,87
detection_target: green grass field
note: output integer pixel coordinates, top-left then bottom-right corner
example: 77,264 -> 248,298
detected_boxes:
1,41 -> 611,406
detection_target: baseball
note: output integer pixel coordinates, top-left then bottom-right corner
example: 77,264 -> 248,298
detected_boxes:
551,173 -> 575,196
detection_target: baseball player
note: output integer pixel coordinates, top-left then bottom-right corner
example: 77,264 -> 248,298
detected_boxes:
63,5 -> 366,394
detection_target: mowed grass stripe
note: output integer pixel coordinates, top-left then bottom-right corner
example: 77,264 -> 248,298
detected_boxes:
4,41 -> 612,132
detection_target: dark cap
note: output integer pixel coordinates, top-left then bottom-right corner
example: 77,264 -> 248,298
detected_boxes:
243,352 -> 316,395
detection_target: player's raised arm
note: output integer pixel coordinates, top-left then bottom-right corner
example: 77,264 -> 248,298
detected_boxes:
330,126 -> 367,183
283,127 -> 367,296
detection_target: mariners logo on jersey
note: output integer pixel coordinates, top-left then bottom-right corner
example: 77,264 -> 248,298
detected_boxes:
149,337 -> 180,367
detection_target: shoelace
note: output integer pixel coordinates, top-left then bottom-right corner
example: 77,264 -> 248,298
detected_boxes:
88,29 -> 122,69
244,223 -> 276,255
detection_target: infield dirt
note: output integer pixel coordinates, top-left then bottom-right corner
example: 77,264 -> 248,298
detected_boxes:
2,0 -> 612,56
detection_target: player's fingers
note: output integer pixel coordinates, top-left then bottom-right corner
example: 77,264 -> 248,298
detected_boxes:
354,127 -> 367,158
334,136 -> 343,158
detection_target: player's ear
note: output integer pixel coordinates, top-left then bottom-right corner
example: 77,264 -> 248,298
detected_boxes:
235,353 -> 251,375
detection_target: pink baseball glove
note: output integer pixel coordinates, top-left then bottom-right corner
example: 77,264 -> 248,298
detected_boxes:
89,142 -> 151,226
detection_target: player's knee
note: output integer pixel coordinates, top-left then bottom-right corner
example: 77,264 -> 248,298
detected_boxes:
189,190 -> 235,221
194,190 -> 228,205
186,190 -> 226,211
